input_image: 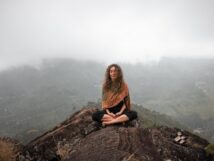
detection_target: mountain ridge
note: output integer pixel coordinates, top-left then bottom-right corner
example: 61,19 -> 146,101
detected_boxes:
13,107 -> 213,161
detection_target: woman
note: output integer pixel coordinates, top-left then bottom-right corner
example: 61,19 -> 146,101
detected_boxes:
92,63 -> 137,126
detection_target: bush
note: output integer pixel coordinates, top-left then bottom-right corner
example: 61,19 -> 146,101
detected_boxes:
205,144 -> 214,156
0,140 -> 15,161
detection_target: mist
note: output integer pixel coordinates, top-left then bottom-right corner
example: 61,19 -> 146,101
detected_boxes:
0,0 -> 214,70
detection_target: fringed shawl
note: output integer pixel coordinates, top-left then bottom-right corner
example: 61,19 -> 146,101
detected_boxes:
102,82 -> 131,111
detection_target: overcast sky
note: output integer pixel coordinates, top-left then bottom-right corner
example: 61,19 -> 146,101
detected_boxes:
0,0 -> 214,70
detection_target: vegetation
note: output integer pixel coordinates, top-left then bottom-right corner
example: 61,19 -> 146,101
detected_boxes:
0,58 -> 213,144
205,144 -> 214,156
133,104 -> 187,130
0,138 -> 19,161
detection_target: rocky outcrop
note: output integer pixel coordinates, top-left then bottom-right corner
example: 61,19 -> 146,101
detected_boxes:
17,108 -> 213,161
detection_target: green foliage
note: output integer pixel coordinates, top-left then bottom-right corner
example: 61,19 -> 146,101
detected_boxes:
205,144 -> 214,156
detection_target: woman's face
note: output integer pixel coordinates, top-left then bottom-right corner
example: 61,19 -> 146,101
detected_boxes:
109,66 -> 118,81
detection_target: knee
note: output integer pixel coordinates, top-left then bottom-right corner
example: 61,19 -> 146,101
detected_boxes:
92,112 -> 98,121
133,111 -> 138,119
130,110 -> 138,121
92,111 -> 103,122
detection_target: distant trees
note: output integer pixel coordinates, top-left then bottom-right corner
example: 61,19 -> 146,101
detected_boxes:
0,57 -> 214,143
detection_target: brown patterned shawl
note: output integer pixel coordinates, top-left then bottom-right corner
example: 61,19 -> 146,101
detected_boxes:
102,82 -> 131,111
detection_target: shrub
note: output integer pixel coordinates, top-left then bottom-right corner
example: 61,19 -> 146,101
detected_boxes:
205,144 -> 214,156
0,140 -> 15,161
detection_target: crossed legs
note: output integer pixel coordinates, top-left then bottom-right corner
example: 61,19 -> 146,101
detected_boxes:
101,114 -> 129,126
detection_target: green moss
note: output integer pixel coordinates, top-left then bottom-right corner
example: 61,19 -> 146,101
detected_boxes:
205,144 -> 214,156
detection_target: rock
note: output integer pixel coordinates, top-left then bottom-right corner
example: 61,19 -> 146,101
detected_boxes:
174,131 -> 188,145
16,108 -> 213,161
181,136 -> 186,140
179,139 -> 185,144
174,136 -> 181,142
177,131 -> 182,136
18,155 -> 25,161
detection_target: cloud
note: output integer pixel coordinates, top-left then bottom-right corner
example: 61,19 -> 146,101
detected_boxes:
0,0 -> 214,70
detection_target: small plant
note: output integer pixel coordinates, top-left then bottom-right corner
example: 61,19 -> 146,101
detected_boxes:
205,144 -> 214,156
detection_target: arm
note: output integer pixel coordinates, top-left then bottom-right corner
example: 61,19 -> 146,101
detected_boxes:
124,94 -> 131,111
106,109 -> 116,117
124,83 -> 131,111
115,84 -> 131,116
115,103 -> 126,116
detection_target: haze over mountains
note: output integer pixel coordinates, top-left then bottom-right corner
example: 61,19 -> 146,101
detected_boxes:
0,57 -> 213,143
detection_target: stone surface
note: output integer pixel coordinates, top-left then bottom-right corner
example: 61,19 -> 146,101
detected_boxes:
16,108 -> 213,161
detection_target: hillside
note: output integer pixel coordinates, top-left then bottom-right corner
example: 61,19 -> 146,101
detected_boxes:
0,58 -> 213,143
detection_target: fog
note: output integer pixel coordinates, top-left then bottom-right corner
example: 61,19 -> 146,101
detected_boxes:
0,0 -> 214,70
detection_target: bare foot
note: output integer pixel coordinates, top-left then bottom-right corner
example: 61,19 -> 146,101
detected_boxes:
103,115 -> 129,126
102,120 -> 115,125
101,114 -> 115,122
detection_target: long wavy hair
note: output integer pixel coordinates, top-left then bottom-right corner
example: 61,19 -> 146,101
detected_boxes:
102,64 -> 125,96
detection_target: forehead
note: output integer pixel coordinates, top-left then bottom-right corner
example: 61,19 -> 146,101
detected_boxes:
110,66 -> 117,71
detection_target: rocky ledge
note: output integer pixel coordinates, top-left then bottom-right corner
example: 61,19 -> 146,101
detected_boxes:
16,108 -> 213,161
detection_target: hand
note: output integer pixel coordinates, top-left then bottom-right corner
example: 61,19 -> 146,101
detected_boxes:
108,112 -> 116,118
115,111 -> 122,116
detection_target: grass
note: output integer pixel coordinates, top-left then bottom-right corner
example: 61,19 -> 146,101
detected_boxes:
0,140 -> 16,161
